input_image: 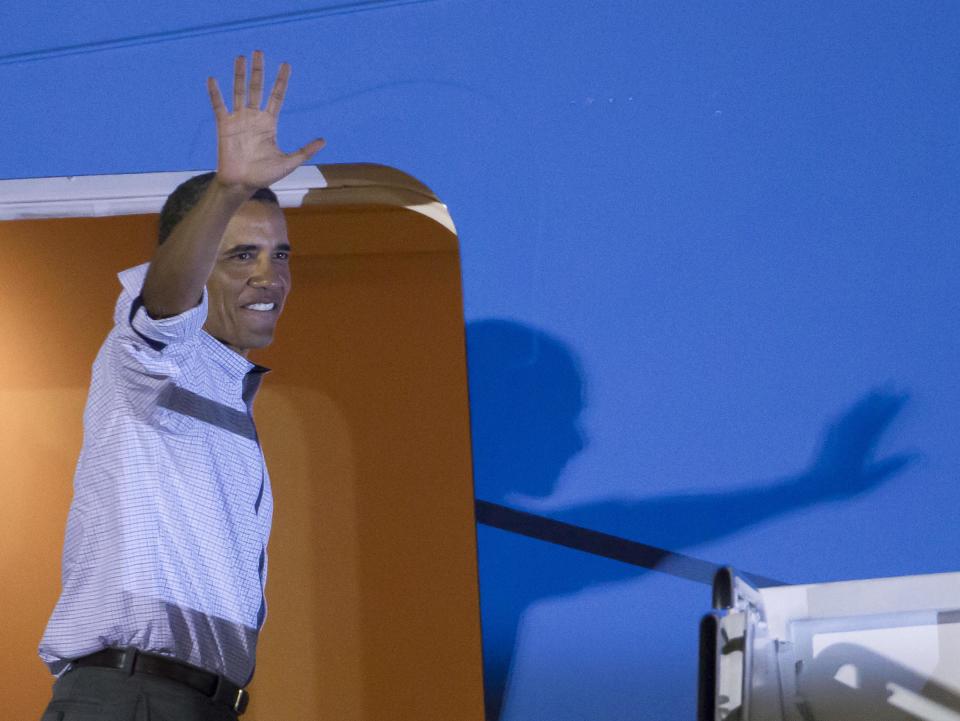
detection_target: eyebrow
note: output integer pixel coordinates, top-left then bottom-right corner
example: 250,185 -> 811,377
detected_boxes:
223,243 -> 292,254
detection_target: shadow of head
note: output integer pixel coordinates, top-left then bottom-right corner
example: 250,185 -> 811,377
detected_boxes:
467,319 -> 586,501
799,641 -> 960,721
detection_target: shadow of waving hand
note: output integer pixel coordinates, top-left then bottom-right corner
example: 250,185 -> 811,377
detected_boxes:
468,319 -> 916,720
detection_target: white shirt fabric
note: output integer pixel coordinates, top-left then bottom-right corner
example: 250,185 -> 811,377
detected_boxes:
39,262 -> 274,686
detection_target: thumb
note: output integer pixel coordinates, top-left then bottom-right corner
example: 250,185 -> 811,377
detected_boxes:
290,138 -> 326,165
862,452 -> 921,485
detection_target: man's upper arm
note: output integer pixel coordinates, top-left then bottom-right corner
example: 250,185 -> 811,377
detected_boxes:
115,263 -> 208,357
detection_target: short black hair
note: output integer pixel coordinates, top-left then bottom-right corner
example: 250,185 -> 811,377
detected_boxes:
157,172 -> 279,245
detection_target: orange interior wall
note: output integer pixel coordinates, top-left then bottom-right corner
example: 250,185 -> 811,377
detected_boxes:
0,205 -> 484,720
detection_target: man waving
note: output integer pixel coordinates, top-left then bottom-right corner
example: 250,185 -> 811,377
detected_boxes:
38,51 -> 323,721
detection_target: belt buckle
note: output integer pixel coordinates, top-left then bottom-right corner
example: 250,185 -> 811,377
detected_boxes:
233,688 -> 249,715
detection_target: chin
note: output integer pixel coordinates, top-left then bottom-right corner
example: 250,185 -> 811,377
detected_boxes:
245,333 -> 276,350
219,333 -> 274,356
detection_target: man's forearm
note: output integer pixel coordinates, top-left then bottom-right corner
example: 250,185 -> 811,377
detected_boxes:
142,178 -> 251,318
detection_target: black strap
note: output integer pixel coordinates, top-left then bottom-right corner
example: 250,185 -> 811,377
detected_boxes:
475,500 -> 783,587
73,647 -> 249,714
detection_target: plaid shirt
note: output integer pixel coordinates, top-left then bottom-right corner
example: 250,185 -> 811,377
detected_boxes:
39,263 -> 274,686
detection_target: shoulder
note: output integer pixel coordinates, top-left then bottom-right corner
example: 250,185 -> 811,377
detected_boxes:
110,262 -> 210,361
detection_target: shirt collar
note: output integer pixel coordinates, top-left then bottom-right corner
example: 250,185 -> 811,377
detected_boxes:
198,330 -> 272,380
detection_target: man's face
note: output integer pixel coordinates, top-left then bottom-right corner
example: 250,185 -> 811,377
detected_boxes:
204,200 -> 291,356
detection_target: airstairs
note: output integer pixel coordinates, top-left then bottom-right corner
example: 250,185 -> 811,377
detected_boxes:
700,567 -> 960,721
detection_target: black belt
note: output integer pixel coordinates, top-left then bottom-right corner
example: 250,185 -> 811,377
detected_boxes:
72,647 -> 249,715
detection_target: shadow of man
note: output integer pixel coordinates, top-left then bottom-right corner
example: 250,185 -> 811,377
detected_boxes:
467,319 -> 915,721
800,642 -> 960,720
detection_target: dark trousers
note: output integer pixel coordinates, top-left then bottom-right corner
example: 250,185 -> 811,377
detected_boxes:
40,667 -> 239,721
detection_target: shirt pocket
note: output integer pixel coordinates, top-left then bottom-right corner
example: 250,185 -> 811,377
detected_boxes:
152,382 -> 204,436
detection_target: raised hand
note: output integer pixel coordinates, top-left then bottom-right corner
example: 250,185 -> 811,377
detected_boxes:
804,389 -> 917,497
207,51 -> 325,193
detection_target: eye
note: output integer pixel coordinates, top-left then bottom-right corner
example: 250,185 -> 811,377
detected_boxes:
274,250 -> 290,260
233,251 -> 253,261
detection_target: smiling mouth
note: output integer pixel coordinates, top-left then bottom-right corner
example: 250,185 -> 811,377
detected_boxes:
242,302 -> 277,312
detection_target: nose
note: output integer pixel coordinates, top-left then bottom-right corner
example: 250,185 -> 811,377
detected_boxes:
569,422 -> 587,455
249,257 -> 283,288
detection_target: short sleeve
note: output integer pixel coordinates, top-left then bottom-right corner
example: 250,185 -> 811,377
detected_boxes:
114,263 -> 208,352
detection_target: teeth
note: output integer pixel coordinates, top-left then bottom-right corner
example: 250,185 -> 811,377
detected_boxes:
244,302 -> 275,311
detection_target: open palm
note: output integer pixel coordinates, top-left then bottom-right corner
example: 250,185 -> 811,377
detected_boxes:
207,51 -> 325,192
